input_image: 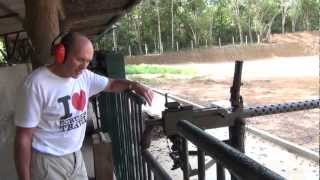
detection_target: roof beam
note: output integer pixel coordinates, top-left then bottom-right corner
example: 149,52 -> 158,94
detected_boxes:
0,13 -> 18,19
64,7 -> 124,25
0,1 -> 23,22
0,30 -> 24,37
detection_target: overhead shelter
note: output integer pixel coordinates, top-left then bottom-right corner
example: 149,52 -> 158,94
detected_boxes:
0,1 -> 140,179
0,0 -> 140,68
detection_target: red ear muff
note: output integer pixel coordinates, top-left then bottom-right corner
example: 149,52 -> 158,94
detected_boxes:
54,43 -> 65,64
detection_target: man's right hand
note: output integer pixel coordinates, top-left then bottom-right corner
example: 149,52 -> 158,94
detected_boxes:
14,127 -> 35,180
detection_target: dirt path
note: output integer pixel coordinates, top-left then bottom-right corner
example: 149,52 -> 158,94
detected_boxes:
129,56 -> 319,152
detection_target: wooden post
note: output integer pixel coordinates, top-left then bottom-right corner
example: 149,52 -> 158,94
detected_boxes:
160,41 -> 163,54
112,25 -> 117,52
232,36 -> 235,45
219,37 -> 221,48
176,41 -> 179,51
144,43 -> 148,55
257,35 -> 260,44
245,36 -> 248,45
191,40 -> 193,50
154,39 -> 157,53
205,39 -> 208,48
128,45 -> 132,56
24,0 -> 64,69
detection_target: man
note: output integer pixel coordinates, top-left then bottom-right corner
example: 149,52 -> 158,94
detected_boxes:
14,32 -> 153,180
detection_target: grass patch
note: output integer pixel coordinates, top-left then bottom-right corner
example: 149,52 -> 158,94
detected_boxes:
125,64 -> 196,75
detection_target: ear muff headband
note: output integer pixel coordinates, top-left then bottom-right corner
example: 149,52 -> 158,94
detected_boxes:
51,32 -> 69,64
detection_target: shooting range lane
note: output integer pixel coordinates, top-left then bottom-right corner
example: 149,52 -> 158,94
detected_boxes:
142,91 -> 319,180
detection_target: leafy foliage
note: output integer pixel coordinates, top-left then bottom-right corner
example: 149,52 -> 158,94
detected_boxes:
95,0 -> 320,55
0,39 -> 7,64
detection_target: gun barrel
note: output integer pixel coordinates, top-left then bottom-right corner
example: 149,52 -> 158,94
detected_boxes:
240,99 -> 320,118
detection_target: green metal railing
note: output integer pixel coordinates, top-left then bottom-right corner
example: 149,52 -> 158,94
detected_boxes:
89,51 -> 171,180
97,91 -> 145,179
93,91 -> 171,180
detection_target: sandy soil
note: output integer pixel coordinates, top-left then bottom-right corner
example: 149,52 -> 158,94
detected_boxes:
126,32 -> 319,65
129,56 -> 320,152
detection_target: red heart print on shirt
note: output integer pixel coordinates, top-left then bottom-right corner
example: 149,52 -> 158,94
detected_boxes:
72,90 -> 86,111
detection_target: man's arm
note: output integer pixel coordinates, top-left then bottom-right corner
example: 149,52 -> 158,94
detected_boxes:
105,79 -> 153,105
14,127 -> 35,180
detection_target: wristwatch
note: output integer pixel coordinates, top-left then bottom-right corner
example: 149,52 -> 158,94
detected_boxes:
128,82 -> 135,91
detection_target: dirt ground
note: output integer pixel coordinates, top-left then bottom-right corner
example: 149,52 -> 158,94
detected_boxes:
128,56 -> 319,152
126,31 -> 319,65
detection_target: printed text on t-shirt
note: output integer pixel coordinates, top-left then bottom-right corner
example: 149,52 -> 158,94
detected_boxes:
59,112 -> 87,132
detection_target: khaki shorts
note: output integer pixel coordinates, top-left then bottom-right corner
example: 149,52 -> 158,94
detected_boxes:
31,149 -> 88,180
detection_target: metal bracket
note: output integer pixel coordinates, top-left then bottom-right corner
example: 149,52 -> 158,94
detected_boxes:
162,102 -> 231,136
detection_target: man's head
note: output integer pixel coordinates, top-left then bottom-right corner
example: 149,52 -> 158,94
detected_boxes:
57,32 -> 94,78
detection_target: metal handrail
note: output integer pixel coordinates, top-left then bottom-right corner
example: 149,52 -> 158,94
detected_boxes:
142,150 -> 173,180
127,90 -> 146,105
177,120 -> 285,180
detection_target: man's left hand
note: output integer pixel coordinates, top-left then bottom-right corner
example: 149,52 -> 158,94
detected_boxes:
132,83 -> 154,106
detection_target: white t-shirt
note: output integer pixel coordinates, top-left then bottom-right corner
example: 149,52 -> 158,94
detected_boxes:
14,66 -> 109,156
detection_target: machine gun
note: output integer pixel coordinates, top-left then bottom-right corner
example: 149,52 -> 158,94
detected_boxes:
144,95 -> 319,171
142,61 -> 320,179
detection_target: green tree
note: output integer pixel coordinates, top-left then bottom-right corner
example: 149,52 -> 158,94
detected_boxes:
95,0 -> 320,55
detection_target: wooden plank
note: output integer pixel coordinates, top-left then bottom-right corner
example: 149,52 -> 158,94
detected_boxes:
0,18 -> 23,34
64,0 -> 124,16
0,1 -> 24,21
0,13 -> 18,19
92,132 -> 114,180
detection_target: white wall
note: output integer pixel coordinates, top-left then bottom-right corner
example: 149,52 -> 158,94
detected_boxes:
0,64 -> 30,180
